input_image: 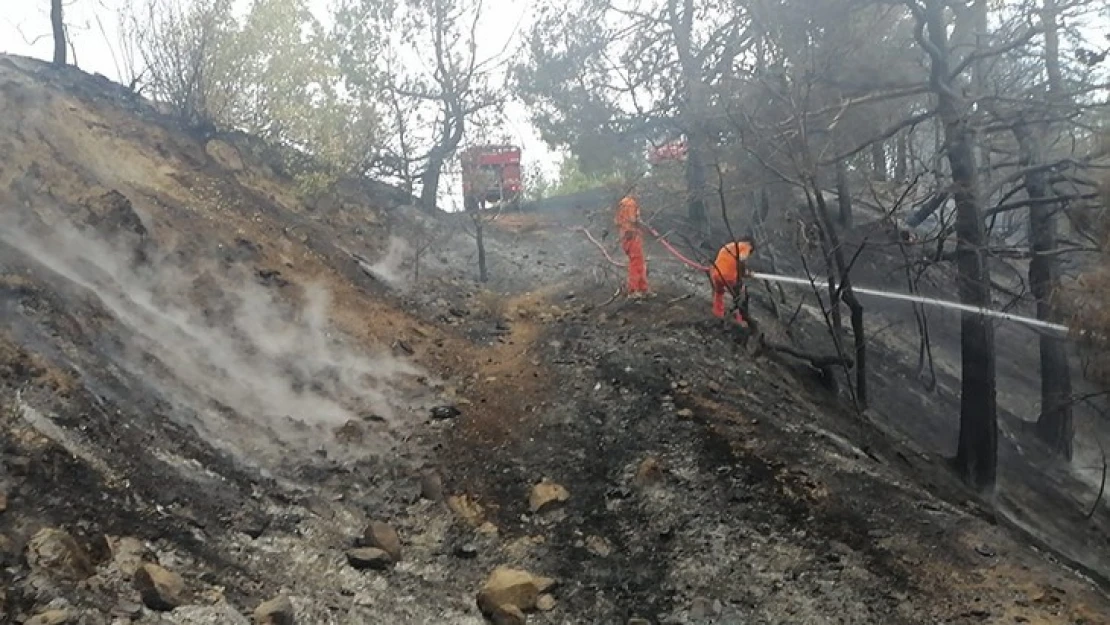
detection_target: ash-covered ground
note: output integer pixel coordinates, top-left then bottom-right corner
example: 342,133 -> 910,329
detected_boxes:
0,54 -> 1107,625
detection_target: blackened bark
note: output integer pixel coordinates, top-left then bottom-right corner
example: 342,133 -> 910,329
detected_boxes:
420,155 -> 444,212
1027,0 -> 1074,459
836,160 -> 853,229
759,186 -> 772,222
811,184 -> 868,409
51,0 -> 66,66
684,130 -> 709,232
896,133 -> 908,181
871,142 -> 887,181
921,0 -> 998,492
475,218 -> 488,282
671,0 -> 709,234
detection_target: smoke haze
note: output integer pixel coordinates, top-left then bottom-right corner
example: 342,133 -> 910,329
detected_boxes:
0,214 -> 424,468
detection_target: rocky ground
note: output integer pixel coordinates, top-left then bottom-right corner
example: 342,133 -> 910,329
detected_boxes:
0,53 -> 1108,625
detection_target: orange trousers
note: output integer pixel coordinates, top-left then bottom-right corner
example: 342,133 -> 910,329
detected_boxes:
711,275 -> 747,323
621,232 -> 649,293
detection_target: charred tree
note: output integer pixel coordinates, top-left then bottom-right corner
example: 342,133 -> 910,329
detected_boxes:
670,0 -> 709,234
1015,125 -> 1073,458
836,160 -> 853,229
807,181 -> 868,409
914,0 -> 998,492
895,133 -> 908,181
871,142 -> 887,181
1026,0 -> 1074,459
475,216 -> 488,282
51,0 -> 66,66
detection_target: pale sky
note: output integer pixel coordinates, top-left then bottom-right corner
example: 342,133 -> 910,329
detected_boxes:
0,0 -> 562,211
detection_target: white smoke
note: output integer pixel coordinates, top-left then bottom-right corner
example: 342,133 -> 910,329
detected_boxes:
364,235 -> 412,287
0,215 -> 425,468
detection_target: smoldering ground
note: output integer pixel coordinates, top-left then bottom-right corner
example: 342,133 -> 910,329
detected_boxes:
0,211 -> 427,470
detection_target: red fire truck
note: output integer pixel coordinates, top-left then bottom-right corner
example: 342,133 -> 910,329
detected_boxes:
460,144 -> 523,211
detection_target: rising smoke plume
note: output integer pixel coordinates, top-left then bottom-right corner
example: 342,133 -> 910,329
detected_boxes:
0,213 -> 426,469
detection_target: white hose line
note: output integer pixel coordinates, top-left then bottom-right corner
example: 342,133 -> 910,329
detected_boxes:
750,272 -> 1071,335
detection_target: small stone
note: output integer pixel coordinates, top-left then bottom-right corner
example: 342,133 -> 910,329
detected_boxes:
235,510 -> 272,539
253,595 -> 295,625
585,535 -> 612,557
476,567 -> 557,617
634,456 -> 664,486
134,563 -> 187,611
346,548 -> 393,571
454,543 -> 479,559
707,381 -> 721,393
448,494 -> 485,526
431,405 -> 462,420
676,408 -> 694,419
420,470 -> 445,502
690,596 -> 719,619
26,528 -> 94,580
0,487 -> 7,513
107,536 -> 148,578
333,420 -> 365,444
529,479 -> 570,513
26,610 -> 72,625
173,602 -> 251,625
974,544 -> 996,558
359,521 -> 402,561
536,594 -> 557,612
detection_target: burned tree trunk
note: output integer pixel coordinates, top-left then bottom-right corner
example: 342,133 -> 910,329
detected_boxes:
896,133 -> 908,181
836,160 -> 853,229
918,0 -> 998,492
475,216 -> 488,283
51,0 -> 66,66
684,128 -> 710,234
419,157 -> 444,212
670,0 -> 709,235
1025,162 -> 1074,458
1026,0 -> 1074,460
806,180 -> 868,409
871,142 -> 887,181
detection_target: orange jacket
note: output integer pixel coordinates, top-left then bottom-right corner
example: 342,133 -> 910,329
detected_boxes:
615,196 -> 640,233
711,241 -> 753,285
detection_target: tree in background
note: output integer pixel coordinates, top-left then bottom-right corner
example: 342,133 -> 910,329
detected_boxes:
338,0 -> 505,212
50,0 -> 66,66
515,0 -> 754,234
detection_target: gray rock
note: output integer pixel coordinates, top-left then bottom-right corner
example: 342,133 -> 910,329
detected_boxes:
347,548 -> 393,571
171,602 -> 251,625
253,595 -> 295,625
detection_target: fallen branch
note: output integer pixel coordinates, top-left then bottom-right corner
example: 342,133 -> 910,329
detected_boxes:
569,226 -> 626,268
761,338 -> 855,369
668,293 -> 693,304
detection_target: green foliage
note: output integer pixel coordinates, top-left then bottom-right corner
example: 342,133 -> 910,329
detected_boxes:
547,154 -> 635,196
522,165 -> 551,202
131,0 -> 383,187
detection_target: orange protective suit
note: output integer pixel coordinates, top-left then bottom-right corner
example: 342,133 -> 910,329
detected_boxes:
710,241 -> 753,322
615,196 -> 649,294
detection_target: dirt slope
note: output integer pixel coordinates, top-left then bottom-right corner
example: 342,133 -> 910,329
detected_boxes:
0,54 -> 1107,625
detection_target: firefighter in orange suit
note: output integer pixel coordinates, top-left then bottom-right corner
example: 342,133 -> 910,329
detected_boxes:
615,194 -> 649,295
711,239 -> 755,324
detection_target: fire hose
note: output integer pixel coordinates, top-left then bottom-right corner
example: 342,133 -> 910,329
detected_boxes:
569,224 -> 712,273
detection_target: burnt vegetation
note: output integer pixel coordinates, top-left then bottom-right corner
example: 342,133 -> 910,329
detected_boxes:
3,0 -> 1110,622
